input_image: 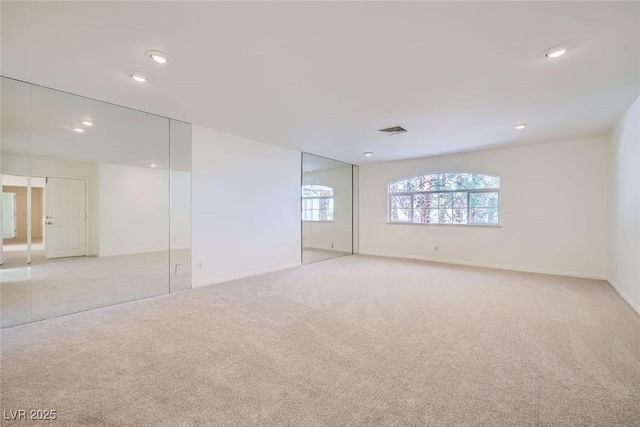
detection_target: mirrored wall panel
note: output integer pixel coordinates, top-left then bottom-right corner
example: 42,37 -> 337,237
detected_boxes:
302,153 -> 356,264
169,119 -> 192,293
0,77 -> 191,327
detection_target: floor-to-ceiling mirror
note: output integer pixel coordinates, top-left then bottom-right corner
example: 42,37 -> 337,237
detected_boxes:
301,153 -> 357,264
0,76 -> 191,327
169,119 -> 192,293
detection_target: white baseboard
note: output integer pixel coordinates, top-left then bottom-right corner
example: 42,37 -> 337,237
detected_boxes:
192,262 -> 301,288
607,278 -> 640,316
358,251 -> 608,281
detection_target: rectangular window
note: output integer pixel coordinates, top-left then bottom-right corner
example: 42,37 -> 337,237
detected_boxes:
388,173 -> 500,225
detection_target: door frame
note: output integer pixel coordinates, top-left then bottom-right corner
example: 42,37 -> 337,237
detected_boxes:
44,174 -> 90,257
0,173 -> 91,265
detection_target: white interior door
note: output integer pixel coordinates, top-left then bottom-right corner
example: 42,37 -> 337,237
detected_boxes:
45,177 -> 86,259
2,192 -> 17,239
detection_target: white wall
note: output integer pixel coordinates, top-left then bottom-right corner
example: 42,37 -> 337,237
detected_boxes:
191,125 -> 301,287
302,166 -> 353,252
608,96 -> 640,314
359,137 -> 609,279
98,163 -> 169,257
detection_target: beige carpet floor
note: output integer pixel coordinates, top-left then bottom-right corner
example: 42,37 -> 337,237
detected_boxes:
1,249 -> 191,327
302,247 -> 352,264
1,255 -> 639,426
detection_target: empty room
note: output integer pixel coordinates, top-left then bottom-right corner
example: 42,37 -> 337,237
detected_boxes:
1,1 -> 639,426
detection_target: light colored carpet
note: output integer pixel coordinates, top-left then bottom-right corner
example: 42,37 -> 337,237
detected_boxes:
2,237 -> 48,269
1,255 -> 639,426
302,247 -> 352,264
1,249 -> 191,327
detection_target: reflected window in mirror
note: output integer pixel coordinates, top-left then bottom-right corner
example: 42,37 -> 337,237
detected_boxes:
302,185 -> 334,222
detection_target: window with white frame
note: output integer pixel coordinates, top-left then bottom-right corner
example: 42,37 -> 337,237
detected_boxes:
388,172 -> 500,225
302,185 -> 334,221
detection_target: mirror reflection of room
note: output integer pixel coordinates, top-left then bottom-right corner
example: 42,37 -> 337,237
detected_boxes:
1,175 -> 45,268
301,153 -> 354,264
0,77 -> 191,327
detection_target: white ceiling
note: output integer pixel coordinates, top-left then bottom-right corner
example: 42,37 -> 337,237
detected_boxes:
2,1 -> 638,165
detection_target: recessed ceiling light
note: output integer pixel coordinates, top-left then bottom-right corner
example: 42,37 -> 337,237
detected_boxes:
150,163 -> 157,168
71,127 -> 85,133
130,73 -> 148,83
146,50 -> 171,64
544,45 -> 569,59
364,152 -> 373,157
82,120 -> 94,127
515,124 -> 527,130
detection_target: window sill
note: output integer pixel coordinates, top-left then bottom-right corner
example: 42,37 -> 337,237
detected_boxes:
303,220 -> 335,223
386,222 -> 502,228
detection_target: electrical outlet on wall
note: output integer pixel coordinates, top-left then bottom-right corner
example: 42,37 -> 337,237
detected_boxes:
434,246 -> 439,252
197,262 -> 203,271
175,264 -> 183,275
331,243 -> 335,249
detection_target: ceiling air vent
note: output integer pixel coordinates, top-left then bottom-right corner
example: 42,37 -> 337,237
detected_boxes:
378,125 -> 407,136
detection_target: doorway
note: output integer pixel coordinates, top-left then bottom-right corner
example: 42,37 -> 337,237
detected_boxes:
1,175 -> 46,267
0,175 -> 88,267
2,192 -> 17,239
44,177 -> 87,259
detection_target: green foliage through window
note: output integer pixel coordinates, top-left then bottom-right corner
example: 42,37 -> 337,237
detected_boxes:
388,173 -> 500,225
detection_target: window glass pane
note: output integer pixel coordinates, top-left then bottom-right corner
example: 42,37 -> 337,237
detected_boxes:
438,208 -> 453,223
469,208 -> 500,224
391,208 -> 411,222
470,192 -> 499,208
478,175 -> 500,189
413,208 -> 430,223
390,195 -> 411,210
389,180 -> 411,193
437,192 -> 452,208
413,193 -> 436,209
327,199 -> 334,210
440,173 -> 462,190
319,199 -> 331,220
416,175 -> 436,192
453,192 -> 467,209
429,209 -> 440,223
452,207 -> 468,223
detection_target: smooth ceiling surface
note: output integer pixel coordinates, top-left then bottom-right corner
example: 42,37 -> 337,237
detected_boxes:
2,1 -> 639,164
